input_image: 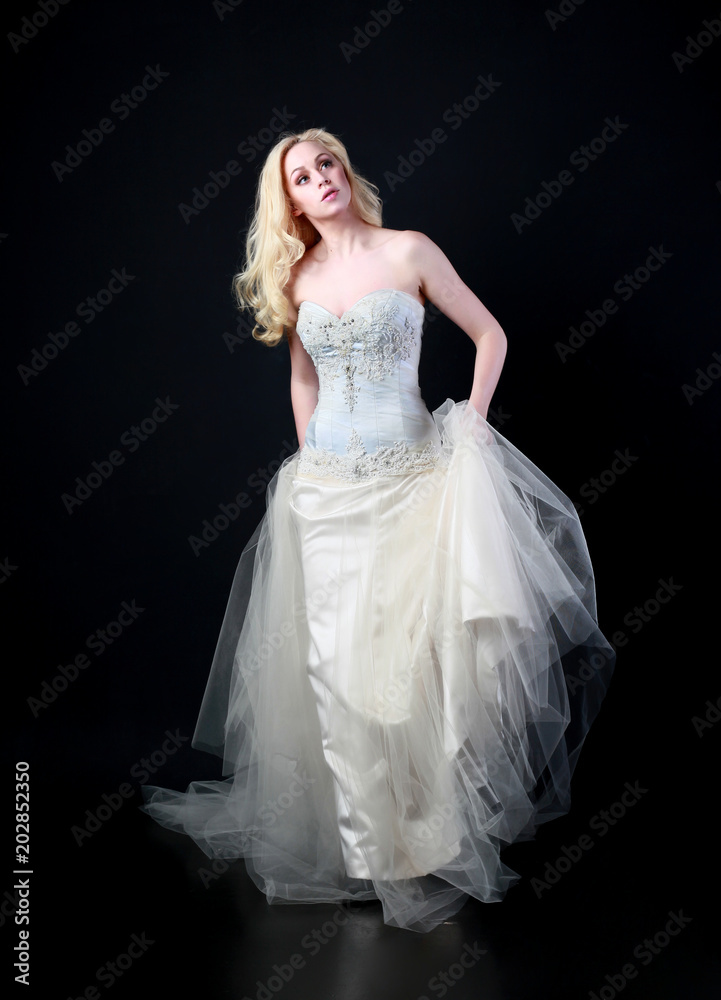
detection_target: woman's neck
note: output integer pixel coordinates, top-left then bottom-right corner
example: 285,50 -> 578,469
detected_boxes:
310,218 -> 376,261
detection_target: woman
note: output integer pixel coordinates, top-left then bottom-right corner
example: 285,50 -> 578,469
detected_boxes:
142,127 -> 615,933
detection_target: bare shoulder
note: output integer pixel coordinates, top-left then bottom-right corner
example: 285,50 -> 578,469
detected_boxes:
382,230 -> 450,298
371,227 -> 424,270
374,228 -> 422,255
397,229 -> 444,265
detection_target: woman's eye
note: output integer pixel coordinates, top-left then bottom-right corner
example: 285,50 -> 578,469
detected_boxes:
296,160 -> 331,183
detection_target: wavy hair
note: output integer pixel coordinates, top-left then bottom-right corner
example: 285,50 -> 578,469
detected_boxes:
233,128 -> 383,346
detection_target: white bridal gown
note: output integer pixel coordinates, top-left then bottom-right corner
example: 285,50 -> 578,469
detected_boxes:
141,288 -> 615,932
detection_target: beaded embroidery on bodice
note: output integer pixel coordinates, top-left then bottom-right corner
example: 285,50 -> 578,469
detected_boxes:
295,289 -> 445,482
297,290 -> 417,412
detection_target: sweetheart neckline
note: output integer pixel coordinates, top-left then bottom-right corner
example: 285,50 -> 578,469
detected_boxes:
297,288 -> 425,322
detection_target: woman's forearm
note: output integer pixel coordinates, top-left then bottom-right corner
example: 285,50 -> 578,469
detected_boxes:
468,326 -> 508,419
290,378 -> 319,449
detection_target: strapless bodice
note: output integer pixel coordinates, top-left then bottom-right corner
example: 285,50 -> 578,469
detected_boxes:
295,288 -> 443,481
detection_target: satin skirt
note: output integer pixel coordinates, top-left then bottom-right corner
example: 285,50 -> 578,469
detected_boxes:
141,399 -> 615,932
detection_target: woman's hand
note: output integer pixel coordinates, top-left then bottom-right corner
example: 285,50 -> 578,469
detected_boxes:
462,399 -> 494,446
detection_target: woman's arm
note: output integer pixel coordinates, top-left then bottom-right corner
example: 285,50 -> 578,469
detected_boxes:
406,231 -> 507,419
287,325 -> 319,449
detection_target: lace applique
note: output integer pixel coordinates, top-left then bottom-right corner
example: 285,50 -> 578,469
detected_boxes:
298,431 -> 443,483
298,300 -> 417,413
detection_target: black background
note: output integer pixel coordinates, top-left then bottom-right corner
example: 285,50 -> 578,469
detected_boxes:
3,0 -> 720,997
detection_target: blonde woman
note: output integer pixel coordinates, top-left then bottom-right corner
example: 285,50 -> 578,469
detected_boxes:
142,127 -> 614,932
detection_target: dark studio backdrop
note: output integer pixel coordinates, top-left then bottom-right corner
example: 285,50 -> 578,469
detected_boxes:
3,0 -> 720,997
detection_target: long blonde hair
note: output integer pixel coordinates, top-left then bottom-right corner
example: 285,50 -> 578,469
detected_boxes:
233,128 -> 383,346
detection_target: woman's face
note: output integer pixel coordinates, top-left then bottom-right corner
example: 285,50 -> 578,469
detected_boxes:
283,140 -> 350,221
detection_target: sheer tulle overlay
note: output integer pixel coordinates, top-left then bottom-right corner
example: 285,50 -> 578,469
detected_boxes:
141,398 -> 615,932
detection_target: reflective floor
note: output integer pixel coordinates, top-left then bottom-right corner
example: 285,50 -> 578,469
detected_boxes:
25,754 -> 717,1000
